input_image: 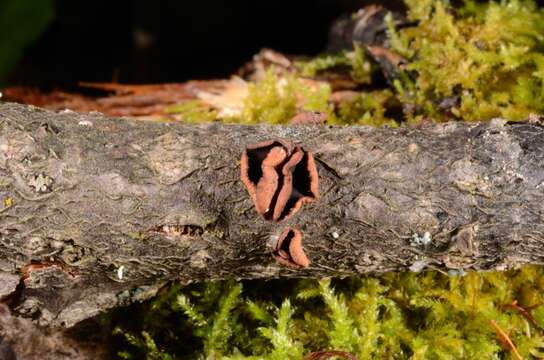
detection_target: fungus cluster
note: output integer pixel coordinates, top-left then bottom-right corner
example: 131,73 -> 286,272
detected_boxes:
240,138 -> 319,269
240,139 -> 319,222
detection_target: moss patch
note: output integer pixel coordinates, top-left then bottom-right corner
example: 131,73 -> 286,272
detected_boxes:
389,0 -> 544,123
236,71 -> 334,124
113,267 -> 544,359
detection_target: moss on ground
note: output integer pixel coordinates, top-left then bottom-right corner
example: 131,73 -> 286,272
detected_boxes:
239,71 -> 334,125
113,267 -> 544,359
390,0 -> 544,123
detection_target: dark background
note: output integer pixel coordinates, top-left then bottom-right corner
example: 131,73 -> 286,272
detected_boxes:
9,0 -> 536,89
4,0 -> 398,88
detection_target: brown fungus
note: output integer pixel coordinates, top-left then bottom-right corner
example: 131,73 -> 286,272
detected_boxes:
273,227 -> 310,268
255,146 -> 288,216
273,147 -> 319,221
240,139 -> 318,222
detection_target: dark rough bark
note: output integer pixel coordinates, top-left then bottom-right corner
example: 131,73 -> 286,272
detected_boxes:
1,101 -> 544,330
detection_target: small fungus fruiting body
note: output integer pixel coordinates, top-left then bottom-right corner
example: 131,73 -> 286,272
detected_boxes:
274,147 -> 319,221
273,227 -> 310,268
255,146 -> 287,215
240,139 -> 319,222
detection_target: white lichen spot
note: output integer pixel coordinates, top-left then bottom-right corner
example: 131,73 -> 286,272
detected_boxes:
447,269 -> 467,277
61,108 -> 75,113
29,173 -> 53,193
24,236 -> 46,253
410,231 -> 432,247
117,265 -> 125,280
422,231 -> 431,244
78,120 -> 93,126
409,260 -> 428,273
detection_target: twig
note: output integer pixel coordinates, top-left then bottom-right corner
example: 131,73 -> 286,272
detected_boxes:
490,319 -> 523,360
502,300 -> 544,334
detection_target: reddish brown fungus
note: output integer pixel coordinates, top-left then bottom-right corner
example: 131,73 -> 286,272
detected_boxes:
240,139 -> 291,215
273,227 -> 310,268
255,146 -> 287,215
272,148 -> 303,221
240,139 -> 319,222
274,148 -> 319,221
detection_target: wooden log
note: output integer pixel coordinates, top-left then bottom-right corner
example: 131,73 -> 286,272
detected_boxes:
0,102 -> 543,329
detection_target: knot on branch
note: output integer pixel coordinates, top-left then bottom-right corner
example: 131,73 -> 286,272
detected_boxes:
240,139 -> 319,221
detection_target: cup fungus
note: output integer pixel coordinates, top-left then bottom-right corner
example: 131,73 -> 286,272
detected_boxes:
273,227 -> 310,268
240,139 -> 319,222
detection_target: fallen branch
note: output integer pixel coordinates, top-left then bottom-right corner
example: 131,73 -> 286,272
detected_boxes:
0,102 -> 543,331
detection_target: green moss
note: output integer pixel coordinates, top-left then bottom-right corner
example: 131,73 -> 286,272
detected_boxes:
254,299 -> 305,360
335,89 -> 399,127
240,71 -> 297,124
296,45 -> 373,84
165,100 -> 218,123
293,0 -> 544,124
296,53 -> 352,78
239,70 -> 334,124
389,0 -> 544,122
113,266 -> 544,359
238,70 -> 403,127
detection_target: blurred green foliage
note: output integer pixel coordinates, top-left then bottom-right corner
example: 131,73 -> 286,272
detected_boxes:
0,0 -> 55,86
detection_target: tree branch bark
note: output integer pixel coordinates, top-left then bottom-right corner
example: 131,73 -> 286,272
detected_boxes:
1,102 -> 543,329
